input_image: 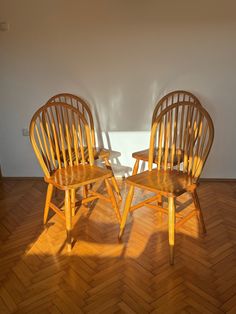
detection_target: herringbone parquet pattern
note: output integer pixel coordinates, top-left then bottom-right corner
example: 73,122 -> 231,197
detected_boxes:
0,179 -> 236,313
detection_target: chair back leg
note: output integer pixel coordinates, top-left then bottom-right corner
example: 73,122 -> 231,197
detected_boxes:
71,189 -> 76,216
168,196 -> 176,265
119,185 -> 135,239
105,179 -> 122,223
44,184 -> 53,225
132,159 -> 140,175
65,190 -> 72,252
104,157 -> 122,201
192,190 -> 207,234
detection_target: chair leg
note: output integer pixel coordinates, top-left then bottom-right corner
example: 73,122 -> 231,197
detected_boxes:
157,194 -> 164,221
83,185 -> 88,198
54,188 -> 58,199
119,185 -> 135,239
132,159 -> 140,175
104,157 -> 122,201
82,185 -> 88,208
44,184 -> 53,225
168,196 -> 176,265
71,189 -> 76,216
65,190 -> 72,252
192,189 -> 206,234
105,179 -> 121,223
157,194 -> 163,206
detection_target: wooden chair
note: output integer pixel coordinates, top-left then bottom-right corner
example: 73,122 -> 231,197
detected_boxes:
30,102 -> 121,251
47,93 -> 122,201
132,90 -> 202,175
119,102 -> 214,264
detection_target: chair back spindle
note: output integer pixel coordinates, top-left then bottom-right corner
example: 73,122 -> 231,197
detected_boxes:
149,102 -> 214,181
30,102 -> 94,178
47,93 -> 96,148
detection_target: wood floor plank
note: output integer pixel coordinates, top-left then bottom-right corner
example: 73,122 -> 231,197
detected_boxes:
0,180 -> 236,313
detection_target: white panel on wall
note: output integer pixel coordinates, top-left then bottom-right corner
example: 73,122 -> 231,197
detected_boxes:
0,0 -> 236,178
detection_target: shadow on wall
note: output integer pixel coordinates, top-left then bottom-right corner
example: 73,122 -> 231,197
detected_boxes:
88,84 -> 205,178
92,100 -> 132,177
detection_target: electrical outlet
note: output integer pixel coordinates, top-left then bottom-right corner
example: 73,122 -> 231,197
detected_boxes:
22,128 -> 29,136
0,22 -> 9,31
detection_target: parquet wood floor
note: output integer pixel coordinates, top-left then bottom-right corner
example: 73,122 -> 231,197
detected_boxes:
0,179 -> 236,313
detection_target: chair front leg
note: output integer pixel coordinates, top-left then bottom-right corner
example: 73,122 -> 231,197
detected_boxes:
168,196 -> 176,265
104,157 -> 122,201
105,179 -> 121,223
119,185 -> 135,239
65,190 -> 72,252
44,184 -> 54,225
192,189 -> 206,234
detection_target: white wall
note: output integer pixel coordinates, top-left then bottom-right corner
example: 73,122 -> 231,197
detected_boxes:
0,0 -> 236,178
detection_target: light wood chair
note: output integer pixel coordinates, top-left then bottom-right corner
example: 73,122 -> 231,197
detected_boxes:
132,90 -> 202,175
30,102 -> 121,251
119,102 -> 214,265
47,93 -> 122,201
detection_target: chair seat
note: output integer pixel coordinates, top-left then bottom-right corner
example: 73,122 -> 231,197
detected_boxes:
126,169 -> 196,197
132,148 -> 183,164
45,164 -> 112,190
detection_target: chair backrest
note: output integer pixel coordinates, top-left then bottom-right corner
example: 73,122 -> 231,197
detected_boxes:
149,102 -> 214,181
152,90 -> 201,125
30,102 -> 94,178
47,93 -> 96,147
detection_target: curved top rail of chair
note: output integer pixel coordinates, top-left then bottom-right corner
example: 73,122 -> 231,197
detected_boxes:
47,93 -> 95,147
152,90 -> 202,125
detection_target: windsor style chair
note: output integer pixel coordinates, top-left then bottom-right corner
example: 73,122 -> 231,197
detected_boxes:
119,102 -> 214,264
30,102 -> 121,251
132,90 -> 202,175
47,93 -> 122,201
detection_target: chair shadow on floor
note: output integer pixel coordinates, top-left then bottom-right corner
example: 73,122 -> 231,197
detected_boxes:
49,186 -> 204,259
1,180 -> 231,313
